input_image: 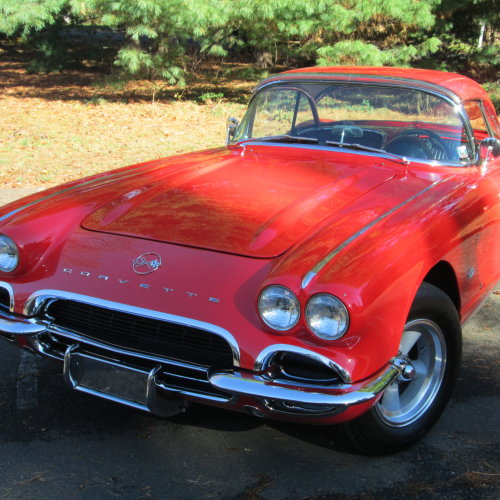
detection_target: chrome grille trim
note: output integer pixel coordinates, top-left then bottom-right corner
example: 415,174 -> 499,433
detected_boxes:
25,290 -> 240,367
35,328 -> 210,372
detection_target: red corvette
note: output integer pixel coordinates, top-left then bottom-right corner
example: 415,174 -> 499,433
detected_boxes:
0,67 -> 499,453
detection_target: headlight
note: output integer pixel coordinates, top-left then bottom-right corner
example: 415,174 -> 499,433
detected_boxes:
0,235 -> 19,272
306,294 -> 349,340
258,285 -> 300,331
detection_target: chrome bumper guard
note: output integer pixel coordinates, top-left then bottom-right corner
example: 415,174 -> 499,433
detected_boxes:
0,314 -> 406,416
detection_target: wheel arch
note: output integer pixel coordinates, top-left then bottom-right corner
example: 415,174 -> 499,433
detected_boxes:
422,261 -> 461,315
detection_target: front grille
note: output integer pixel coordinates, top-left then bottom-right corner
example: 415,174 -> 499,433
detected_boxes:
0,287 -> 10,311
42,299 -> 234,367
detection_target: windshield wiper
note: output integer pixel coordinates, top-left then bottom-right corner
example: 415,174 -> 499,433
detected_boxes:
253,135 -> 319,144
325,141 -> 410,165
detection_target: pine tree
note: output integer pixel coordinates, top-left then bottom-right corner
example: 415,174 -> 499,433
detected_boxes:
0,0 -> 497,83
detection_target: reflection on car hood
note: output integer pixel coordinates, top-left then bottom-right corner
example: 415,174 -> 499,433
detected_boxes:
81,146 -> 395,258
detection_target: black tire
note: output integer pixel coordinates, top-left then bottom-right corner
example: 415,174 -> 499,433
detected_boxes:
334,282 -> 462,455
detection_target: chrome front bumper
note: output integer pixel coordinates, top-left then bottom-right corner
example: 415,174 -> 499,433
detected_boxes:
209,360 -> 405,408
0,312 -> 407,418
0,316 -> 47,336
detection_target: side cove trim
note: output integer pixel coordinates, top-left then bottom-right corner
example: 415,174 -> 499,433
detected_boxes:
301,177 -> 454,289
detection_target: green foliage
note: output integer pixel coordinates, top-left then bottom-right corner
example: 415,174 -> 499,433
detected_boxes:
0,1 -> 103,73
0,0 -> 70,37
317,41 -> 385,67
0,0 -> 497,84
431,0 -> 499,79
231,0 -> 441,65
317,38 -> 441,67
26,25 -> 85,73
483,83 -> 500,113
223,66 -> 270,81
84,96 -> 108,106
77,0 -> 236,85
198,91 -> 224,103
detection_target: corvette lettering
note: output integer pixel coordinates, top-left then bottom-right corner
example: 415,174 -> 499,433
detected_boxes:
62,268 -> 220,303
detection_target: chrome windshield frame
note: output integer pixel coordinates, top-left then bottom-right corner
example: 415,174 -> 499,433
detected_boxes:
232,78 -> 478,167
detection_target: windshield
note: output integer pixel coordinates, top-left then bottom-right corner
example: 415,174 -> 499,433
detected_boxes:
233,83 -> 472,163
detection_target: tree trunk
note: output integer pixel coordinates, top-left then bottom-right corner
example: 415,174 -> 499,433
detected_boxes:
255,50 -> 273,68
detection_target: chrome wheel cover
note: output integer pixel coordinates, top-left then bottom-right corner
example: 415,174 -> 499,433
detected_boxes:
375,319 -> 447,427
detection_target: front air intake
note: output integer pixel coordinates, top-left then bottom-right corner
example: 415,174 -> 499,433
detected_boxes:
0,286 -> 11,311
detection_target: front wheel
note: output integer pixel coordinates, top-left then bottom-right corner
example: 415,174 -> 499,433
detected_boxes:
336,283 -> 462,454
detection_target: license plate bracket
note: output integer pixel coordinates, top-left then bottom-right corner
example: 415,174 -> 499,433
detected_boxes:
64,346 -> 150,409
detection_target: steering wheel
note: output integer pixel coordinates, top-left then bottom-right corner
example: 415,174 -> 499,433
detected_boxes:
386,128 -> 449,160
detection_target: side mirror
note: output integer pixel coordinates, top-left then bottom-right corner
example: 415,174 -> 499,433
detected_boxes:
226,116 -> 239,145
480,137 -> 500,159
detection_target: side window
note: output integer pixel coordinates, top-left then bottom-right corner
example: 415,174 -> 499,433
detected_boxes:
463,101 -> 489,141
482,101 -> 500,138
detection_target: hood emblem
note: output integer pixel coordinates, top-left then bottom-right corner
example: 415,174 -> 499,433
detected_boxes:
132,253 -> 162,275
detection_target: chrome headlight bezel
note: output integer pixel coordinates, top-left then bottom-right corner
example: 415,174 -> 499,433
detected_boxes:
305,293 -> 349,340
0,234 -> 19,273
258,285 -> 300,331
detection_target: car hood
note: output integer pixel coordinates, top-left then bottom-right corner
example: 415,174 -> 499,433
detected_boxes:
81,145 -> 395,258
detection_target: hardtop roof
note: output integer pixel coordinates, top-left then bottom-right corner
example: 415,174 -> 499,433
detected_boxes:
257,66 -> 491,103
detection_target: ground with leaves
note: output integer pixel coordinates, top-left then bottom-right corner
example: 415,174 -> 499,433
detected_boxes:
1,52 -> 499,190
0,52 -> 253,188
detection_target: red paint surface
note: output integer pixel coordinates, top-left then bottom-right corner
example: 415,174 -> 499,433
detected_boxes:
81,146 -> 394,258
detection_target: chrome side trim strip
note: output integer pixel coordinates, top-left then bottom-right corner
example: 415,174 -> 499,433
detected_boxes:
254,344 -> 352,384
301,177 -> 453,289
0,158 -> 169,223
24,289 -> 241,367
0,281 -> 15,311
210,356 -> 406,407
